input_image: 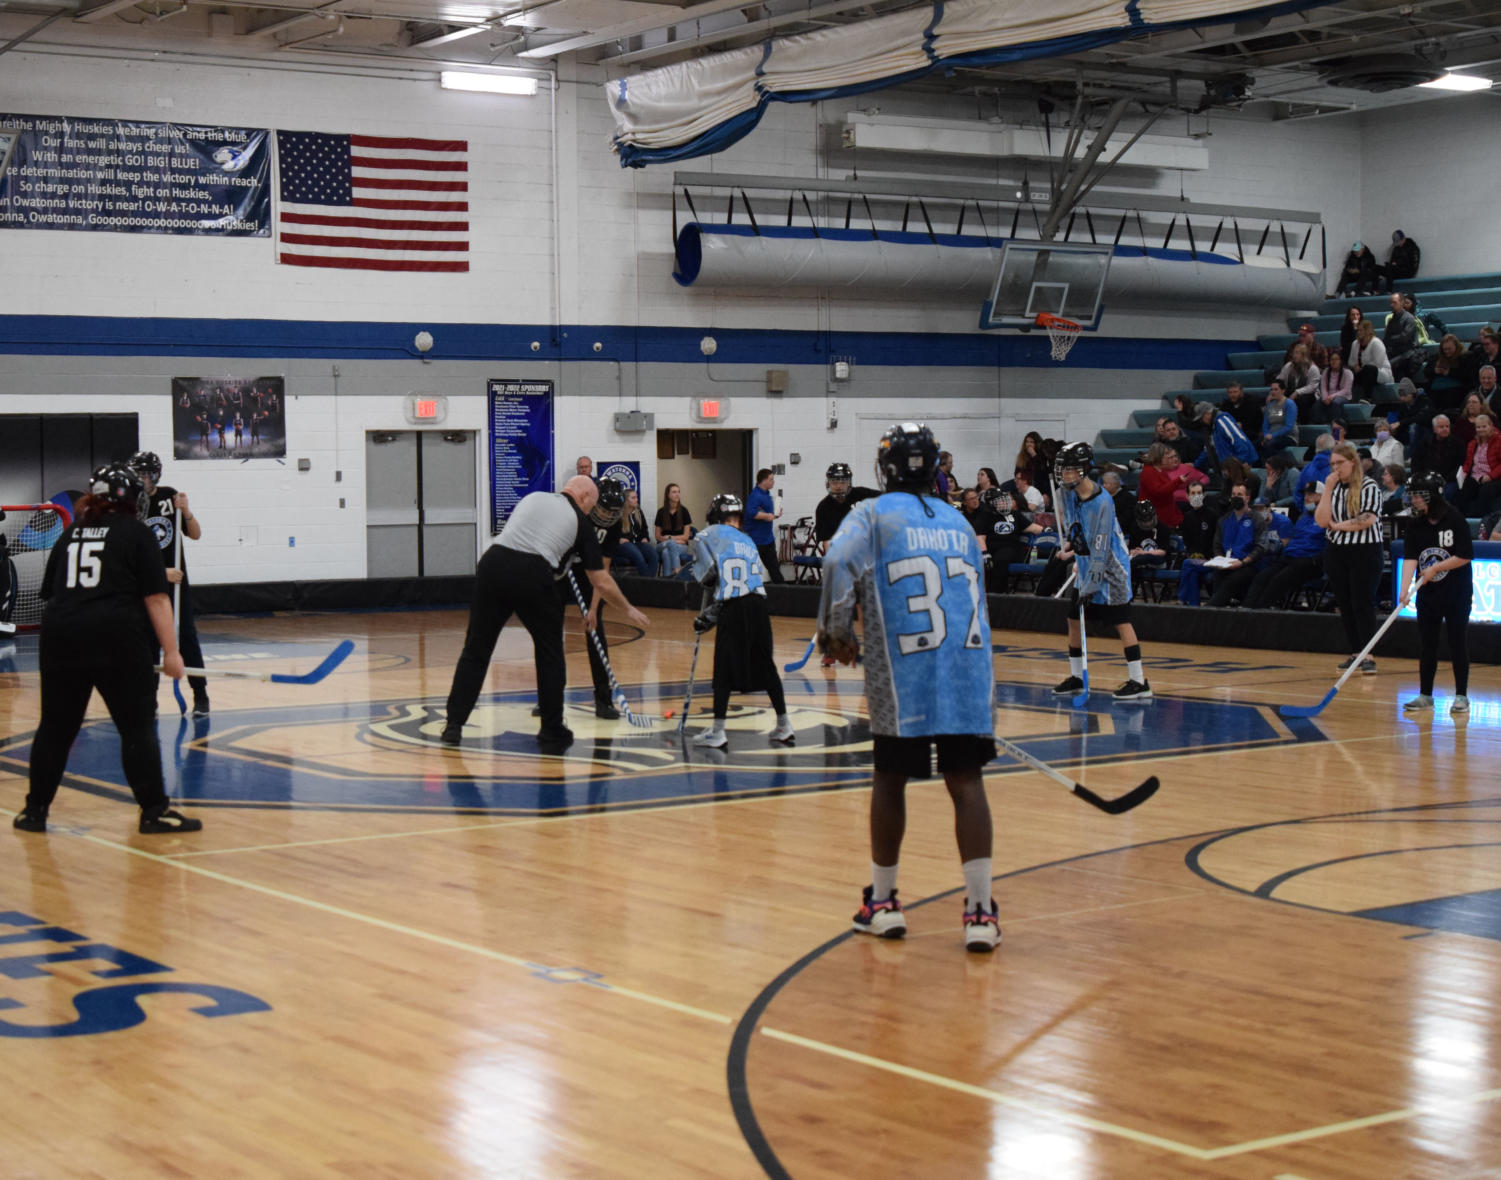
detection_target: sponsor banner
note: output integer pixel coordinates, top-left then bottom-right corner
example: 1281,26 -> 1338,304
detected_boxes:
489,378 -> 555,533
0,113 -> 270,236
172,377 -> 286,460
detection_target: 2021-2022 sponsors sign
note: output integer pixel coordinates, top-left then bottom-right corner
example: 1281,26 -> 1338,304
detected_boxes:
0,113 -> 270,236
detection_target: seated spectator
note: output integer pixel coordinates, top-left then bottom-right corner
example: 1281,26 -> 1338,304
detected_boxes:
980,489 -> 1044,593
1370,418 -> 1404,469
933,451 -> 958,502
1124,501 -> 1169,584
1381,230 -> 1421,290
1000,468 -> 1046,512
1208,502 -> 1292,607
1411,414 -> 1465,500
1153,416 -> 1203,466
1221,381 -> 1263,438
1260,379 -> 1298,459
1172,393 -> 1202,438
1297,432 -> 1338,498
1179,481 -> 1257,606
1457,413 -> 1501,517
615,489 -> 661,577
1423,334 -> 1470,411
1339,305 -> 1363,362
1282,324 -> 1329,372
1309,350 -> 1354,424
958,487 -> 995,539
1337,241 -> 1378,297
1391,378 -> 1433,449
1242,486 -> 1330,609
1477,365 -> 1501,420
655,483 -> 695,576
1399,293 -> 1433,347
1194,399 -> 1258,472
1100,471 -> 1135,536
1276,345 -> 1321,415
1457,391 -> 1489,446
1138,442 -> 1206,527
1383,291 -> 1420,381
1380,463 -> 1407,516
1463,330 -> 1501,389
1013,432 -> 1052,490
1178,484 -> 1218,560
1481,508 -> 1501,542
975,466 -> 1001,495
1258,453 -> 1299,509
1218,456 -> 1261,506
1348,318 -> 1393,400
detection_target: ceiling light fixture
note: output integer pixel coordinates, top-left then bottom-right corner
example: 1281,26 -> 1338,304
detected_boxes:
439,70 -> 539,96
1419,72 -> 1492,92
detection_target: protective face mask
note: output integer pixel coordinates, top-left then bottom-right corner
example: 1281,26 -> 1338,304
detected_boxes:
1376,430 -> 1390,442
1188,494 -> 1204,508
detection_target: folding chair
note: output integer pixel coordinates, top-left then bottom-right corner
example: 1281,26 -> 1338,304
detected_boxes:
788,516 -> 822,584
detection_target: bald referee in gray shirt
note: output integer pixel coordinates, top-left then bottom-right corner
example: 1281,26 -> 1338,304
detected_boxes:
442,476 -> 649,753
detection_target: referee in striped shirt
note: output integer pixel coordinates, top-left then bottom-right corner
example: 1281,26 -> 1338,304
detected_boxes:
1315,443 -> 1386,674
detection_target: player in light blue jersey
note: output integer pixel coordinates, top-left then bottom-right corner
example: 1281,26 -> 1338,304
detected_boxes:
688,494 -> 794,749
817,423 -> 1000,953
1053,441 -> 1152,702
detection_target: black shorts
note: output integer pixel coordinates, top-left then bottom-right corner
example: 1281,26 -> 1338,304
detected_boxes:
872,734 -> 997,780
1071,589 -> 1133,626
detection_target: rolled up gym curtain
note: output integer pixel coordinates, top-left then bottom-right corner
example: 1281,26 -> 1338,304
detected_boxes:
606,0 -> 1339,167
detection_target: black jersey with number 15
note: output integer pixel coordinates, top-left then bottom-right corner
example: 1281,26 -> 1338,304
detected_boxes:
39,516 -> 170,641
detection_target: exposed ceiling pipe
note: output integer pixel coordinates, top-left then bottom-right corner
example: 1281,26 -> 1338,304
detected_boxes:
604,0 -> 886,67
519,0 -> 781,59
0,7 -> 68,56
276,13 -> 342,48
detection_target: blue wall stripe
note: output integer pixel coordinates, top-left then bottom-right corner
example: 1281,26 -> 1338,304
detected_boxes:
0,314 -> 1258,369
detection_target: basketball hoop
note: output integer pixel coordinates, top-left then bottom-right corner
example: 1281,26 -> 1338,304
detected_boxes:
1036,312 -> 1082,362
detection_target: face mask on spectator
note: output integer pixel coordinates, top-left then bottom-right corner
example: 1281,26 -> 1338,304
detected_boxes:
1376,429 -> 1390,442
1188,491 -> 1204,508
1230,495 -> 1246,512
1304,500 -> 1317,513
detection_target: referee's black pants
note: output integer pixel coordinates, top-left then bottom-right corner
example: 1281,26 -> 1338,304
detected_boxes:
1417,586 -> 1471,696
1323,542 -> 1383,654
28,629 -> 168,816
445,546 -> 567,731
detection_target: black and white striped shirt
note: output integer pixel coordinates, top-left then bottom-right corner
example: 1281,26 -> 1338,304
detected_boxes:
1326,476 -> 1383,546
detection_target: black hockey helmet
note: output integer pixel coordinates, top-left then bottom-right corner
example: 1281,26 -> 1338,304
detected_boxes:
708,492 -> 744,524
1134,499 -> 1158,528
1055,441 -> 1095,487
1406,469 -> 1445,511
980,487 -> 1011,513
590,477 -> 627,526
127,450 -> 162,484
89,463 -> 147,517
826,462 -> 852,483
876,422 -> 940,491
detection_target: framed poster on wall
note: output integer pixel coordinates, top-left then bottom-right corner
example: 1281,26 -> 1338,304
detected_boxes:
488,378 -> 554,533
172,376 -> 285,459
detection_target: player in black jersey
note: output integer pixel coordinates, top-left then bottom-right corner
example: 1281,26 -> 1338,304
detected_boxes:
575,478 -> 629,719
1399,470 -> 1475,715
130,451 -> 210,715
14,464 -> 202,835
812,463 -> 879,666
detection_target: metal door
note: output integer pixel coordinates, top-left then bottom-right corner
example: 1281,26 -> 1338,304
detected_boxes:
366,431 -> 419,578
365,430 -> 477,578
419,431 -> 477,576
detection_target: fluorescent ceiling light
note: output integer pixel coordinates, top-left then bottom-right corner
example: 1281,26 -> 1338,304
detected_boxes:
1419,72 -> 1492,92
412,23 -> 490,49
440,70 -> 539,96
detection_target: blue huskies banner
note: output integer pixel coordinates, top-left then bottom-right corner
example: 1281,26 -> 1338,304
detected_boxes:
0,113 -> 270,237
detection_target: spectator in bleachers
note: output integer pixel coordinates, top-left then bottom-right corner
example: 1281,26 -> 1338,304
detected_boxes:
1339,305 -> 1364,361
1218,457 -> 1261,505
1002,468 -> 1046,513
1309,349 -> 1354,425
980,490 -> 1043,593
1178,482 -> 1257,606
1178,483 -> 1218,560
1399,293 -> 1434,349
1338,242 -> 1379,297
959,487 -> 994,540
1317,444 -> 1385,674
1276,345 -> 1320,412
1381,463 -> 1407,516
1477,365 -> 1501,420
655,483 -> 695,577
1208,501 -> 1292,607
1258,453 -> 1299,509
1411,414 -> 1465,497
1297,432 -> 1338,498
1155,416 -> 1203,466
1195,400 -> 1258,473
1279,324 -> 1328,373
1423,334 -> 1470,411
1456,392 -> 1489,447
1391,378 -> 1432,449
1463,330 -> 1501,389
1124,501 -> 1169,582
1242,484 -> 1329,609
1221,381 -> 1263,438
1172,393 -> 1203,438
615,490 -> 660,577
1013,433 -> 1052,490
1100,470 -> 1135,531
1481,508 -> 1501,542
1260,379 -> 1298,459
975,467 -> 1001,495
1381,230 -> 1421,290
1349,318 -> 1393,401
1457,413 -> 1501,518
1370,417 -> 1404,469
933,451 -> 958,502
1383,292 -> 1420,381
1138,443 -> 1204,527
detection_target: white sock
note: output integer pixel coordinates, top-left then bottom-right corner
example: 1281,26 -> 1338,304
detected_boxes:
1127,658 -> 1144,682
775,713 -> 789,727
962,858 -> 993,911
1069,655 -> 1084,676
871,863 -> 898,901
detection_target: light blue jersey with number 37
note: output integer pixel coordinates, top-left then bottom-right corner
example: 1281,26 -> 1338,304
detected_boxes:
691,524 -> 767,601
819,493 -> 994,738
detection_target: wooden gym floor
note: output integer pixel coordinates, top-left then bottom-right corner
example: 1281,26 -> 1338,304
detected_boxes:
0,605 -> 1499,1178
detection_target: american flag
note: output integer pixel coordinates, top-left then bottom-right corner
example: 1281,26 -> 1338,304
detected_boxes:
275,130 -> 468,272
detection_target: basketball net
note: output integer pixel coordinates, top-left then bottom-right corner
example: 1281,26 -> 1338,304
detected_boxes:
1036,313 -> 1081,362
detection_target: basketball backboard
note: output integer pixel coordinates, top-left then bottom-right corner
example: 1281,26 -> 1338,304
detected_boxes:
979,241 -> 1113,331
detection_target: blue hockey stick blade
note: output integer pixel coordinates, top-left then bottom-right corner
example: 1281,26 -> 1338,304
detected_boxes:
1280,688 -> 1336,719
172,679 -> 188,715
269,640 -> 354,685
1071,671 -> 1089,708
783,639 -> 816,673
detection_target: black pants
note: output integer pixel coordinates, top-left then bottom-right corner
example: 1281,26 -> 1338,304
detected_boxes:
1352,365 -> 1379,400
566,572 -> 612,703
756,542 -> 785,584
1207,562 -> 1261,607
1417,587 -> 1471,696
445,546 -> 567,731
1323,542 -> 1383,654
1243,555 -> 1323,609
711,595 -> 787,719
28,629 -> 168,816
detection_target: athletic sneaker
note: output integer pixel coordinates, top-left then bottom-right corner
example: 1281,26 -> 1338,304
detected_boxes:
1112,679 -> 1153,701
852,886 -> 906,939
139,807 -> 203,834
769,718 -> 796,743
1052,675 -> 1084,696
192,694 -> 211,717
1359,658 -> 1378,675
594,700 -> 621,721
820,655 -> 837,668
12,809 -> 46,834
693,729 -> 728,749
530,705 -> 543,718
1402,694 -> 1434,712
440,723 -> 463,746
1451,696 -> 1470,714
1337,655 -> 1358,671
963,899 -> 1002,953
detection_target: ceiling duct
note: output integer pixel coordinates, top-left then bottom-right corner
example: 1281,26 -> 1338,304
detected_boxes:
1319,54 -> 1443,93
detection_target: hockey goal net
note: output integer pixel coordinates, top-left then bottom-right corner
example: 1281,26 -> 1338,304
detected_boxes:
1,504 -> 73,634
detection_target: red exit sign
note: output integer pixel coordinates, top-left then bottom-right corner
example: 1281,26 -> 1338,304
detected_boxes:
692,396 -> 730,423
406,394 -> 448,425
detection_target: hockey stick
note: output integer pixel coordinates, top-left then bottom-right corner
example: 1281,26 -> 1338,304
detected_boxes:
1279,585 -> 1410,718
161,640 -> 354,685
564,568 -> 652,728
995,732 -> 1159,815
678,582 -> 712,736
784,638 -> 816,672
1072,590 -> 1091,707
171,510 -> 187,716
